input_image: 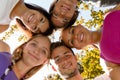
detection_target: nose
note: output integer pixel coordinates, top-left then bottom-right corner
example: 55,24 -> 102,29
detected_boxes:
60,11 -> 66,15
73,34 -> 77,39
34,48 -> 40,55
60,56 -> 69,63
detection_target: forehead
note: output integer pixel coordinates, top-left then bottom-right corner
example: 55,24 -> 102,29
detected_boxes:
31,36 -> 50,44
51,17 -> 64,28
51,46 -> 72,58
55,0 -> 65,4
40,20 -> 49,32
62,27 -> 72,46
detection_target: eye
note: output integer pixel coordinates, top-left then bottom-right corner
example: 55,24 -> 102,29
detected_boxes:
32,26 -> 40,33
65,55 -> 69,58
55,58 -> 60,63
41,49 -> 47,55
68,39 -> 74,47
31,42 -> 37,47
70,28 -> 74,34
40,17 -> 45,23
63,18 -> 69,23
53,12 -> 58,18
33,26 -> 37,30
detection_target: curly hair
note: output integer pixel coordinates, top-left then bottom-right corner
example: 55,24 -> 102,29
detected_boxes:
12,34 -> 51,79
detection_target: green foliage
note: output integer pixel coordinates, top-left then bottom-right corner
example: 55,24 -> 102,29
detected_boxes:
77,62 -> 84,74
80,47 -> 104,79
76,1 -> 108,30
1,24 -> 27,42
18,35 -> 28,42
1,25 -> 18,41
44,74 -> 63,80
86,10 -> 104,29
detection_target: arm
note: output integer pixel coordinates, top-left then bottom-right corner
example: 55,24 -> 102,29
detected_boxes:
0,40 -> 10,52
104,3 -> 120,17
0,25 -> 9,33
106,3 -> 120,14
109,3 -> 120,12
110,67 -> 120,80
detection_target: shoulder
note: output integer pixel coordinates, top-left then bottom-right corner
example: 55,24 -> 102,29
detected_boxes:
0,40 -> 10,52
110,67 -> 120,80
0,52 -> 11,64
0,52 -> 11,76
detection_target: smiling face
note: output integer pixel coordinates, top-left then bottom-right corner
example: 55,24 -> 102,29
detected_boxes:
23,36 -> 50,67
51,0 -> 78,28
20,9 -> 49,34
61,24 -> 93,49
51,46 -> 77,76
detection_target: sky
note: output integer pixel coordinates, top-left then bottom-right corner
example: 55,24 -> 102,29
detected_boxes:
24,0 -> 54,12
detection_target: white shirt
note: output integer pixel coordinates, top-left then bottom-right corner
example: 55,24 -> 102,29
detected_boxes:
94,73 -> 111,80
0,0 -> 19,25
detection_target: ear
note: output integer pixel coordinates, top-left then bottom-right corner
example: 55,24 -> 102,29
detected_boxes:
74,55 -> 78,61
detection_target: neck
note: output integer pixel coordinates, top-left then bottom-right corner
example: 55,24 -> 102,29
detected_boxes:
66,70 -> 83,80
91,29 -> 102,44
12,60 -> 32,79
10,0 -> 28,19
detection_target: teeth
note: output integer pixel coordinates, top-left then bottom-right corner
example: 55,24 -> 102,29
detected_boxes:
80,33 -> 84,41
63,5 -> 70,10
63,62 -> 71,69
28,14 -> 34,22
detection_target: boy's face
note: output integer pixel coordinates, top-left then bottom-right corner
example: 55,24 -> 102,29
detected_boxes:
51,46 -> 77,76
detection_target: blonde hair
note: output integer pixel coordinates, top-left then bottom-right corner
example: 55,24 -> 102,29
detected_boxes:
12,34 -> 51,79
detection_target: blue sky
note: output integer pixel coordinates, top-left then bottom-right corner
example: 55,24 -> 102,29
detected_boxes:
24,0 -> 54,12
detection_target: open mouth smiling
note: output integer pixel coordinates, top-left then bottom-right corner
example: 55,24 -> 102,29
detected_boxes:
63,62 -> 72,69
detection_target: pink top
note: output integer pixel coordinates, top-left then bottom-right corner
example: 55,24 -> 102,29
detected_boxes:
100,10 -> 120,64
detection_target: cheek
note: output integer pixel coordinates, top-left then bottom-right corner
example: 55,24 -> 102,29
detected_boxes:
41,22 -> 49,32
73,40 -> 81,49
68,9 -> 75,16
38,57 -> 48,65
40,54 -> 48,61
24,46 -> 33,51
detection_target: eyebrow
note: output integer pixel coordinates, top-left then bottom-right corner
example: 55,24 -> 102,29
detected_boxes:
32,40 -> 38,43
64,51 -> 70,55
33,40 -> 49,53
54,51 -> 69,59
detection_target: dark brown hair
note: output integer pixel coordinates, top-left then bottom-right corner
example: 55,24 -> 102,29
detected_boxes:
49,0 -> 79,28
50,41 -> 75,58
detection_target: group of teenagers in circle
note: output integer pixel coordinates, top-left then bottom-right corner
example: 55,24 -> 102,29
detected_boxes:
0,0 -> 120,80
